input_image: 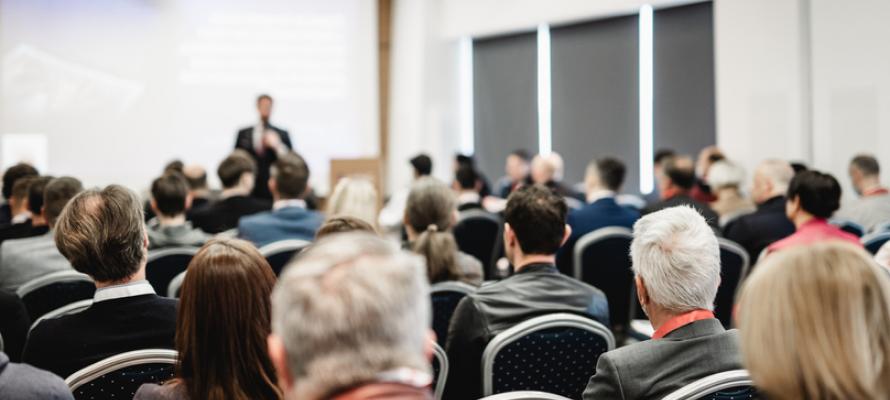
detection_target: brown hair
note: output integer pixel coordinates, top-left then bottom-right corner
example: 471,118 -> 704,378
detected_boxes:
218,150 -> 256,189
316,215 -> 376,240
174,239 -> 281,400
151,173 -> 189,217
404,178 -> 462,283
271,153 -> 309,199
44,176 -> 83,227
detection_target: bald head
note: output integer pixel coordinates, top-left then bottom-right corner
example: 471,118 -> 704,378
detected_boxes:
752,159 -> 794,204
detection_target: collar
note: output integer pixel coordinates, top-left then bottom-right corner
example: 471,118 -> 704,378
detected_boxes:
94,280 -> 155,303
374,368 -> 432,388
863,187 -> 890,197
799,217 -> 829,230
586,190 -> 615,204
457,191 -> 481,205
652,309 -> 715,339
329,368 -> 432,400
758,195 -> 786,210
10,212 -> 30,225
274,199 -> 307,210
514,263 -> 558,275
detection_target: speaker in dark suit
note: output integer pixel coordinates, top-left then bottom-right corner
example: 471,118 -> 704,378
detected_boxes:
235,94 -> 293,199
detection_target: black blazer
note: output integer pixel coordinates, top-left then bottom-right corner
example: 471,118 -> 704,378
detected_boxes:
235,125 -> 293,199
0,290 -> 30,362
23,294 -> 177,379
189,195 -> 271,234
723,196 -> 795,260
643,194 -> 720,230
0,222 -> 48,246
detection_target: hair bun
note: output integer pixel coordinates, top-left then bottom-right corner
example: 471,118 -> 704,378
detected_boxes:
426,224 -> 439,232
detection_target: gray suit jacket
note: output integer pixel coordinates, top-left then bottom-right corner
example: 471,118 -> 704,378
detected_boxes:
0,232 -> 73,292
583,318 -> 742,400
0,352 -> 74,399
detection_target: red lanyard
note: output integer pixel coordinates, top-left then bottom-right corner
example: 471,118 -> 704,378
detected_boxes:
652,309 -> 715,339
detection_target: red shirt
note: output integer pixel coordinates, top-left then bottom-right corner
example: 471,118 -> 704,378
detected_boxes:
652,309 -> 716,339
767,218 -> 861,253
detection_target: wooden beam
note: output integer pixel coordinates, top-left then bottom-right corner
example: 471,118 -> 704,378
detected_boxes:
377,0 -> 392,169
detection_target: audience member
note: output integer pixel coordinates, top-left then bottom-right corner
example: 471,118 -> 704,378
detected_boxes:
404,178 -> 482,286
583,206 -> 740,399
495,149 -> 532,198
455,154 -> 492,198
643,148 -> 676,204
643,155 -> 719,229
0,290 -> 29,362
691,146 -> 724,203
790,161 -> 808,175
707,160 -> 755,226
0,177 -> 82,292
239,153 -> 322,247
444,185 -> 609,400
379,154 -> 432,232
236,94 -> 293,199
556,157 -> 639,276
453,164 -> 483,211
326,176 -> 378,226
315,215 -> 377,240
737,242 -> 890,399
147,173 -> 210,249
6,177 -> 33,225
0,176 -> 44,244
135,239 -> 281,400
530,152 -> 584,202
191,150 -> 271,234
724,159 -> 796,260
0,163 -> 38,226
183,164 -> 214,212
767,170 -> 860,253
23,185 -> 177,378
268,233 -> 434,400
835,154 -> 890,232
0,351 -> 74,399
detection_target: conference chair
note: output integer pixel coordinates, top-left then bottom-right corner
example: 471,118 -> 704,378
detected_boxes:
714,239 -> 750,328
259,239 -> 311,276
572,227 -> 634,335
431,341 -> 448,400
0,332 -> 3,354
830,219 -> 866,238
29,299 -> 92,333
146,247 -> 198,296
873,220 -> 890,234
167,270 -> 186,298
661,370 -> 756,400
862,231 -> 890,255
430,281 -> 477,348
16,271 -> 95,322
482,313 -> 615,399
66,349 -> 178,400
453,209 -> 503,279
479,392 -> 573,400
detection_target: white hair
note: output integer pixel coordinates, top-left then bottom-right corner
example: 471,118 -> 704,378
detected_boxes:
271,233 -> 431,399
757,159 -> 794,194
707,160 -> 746,189
326,176 -> 378,226
631,206 -> 721,312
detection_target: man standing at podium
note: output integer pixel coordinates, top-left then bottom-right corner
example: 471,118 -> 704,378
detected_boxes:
235,94 -> 293,199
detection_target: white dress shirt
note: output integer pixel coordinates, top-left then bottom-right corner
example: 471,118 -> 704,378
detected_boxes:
93,280 -> 155,303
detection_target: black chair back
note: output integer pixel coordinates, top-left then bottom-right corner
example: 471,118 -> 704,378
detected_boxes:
715,239 -> 750,328
863,232 -> 890,255
430,281 -> 476,348
260,240 -> 311,276
66,349 -> 177,400
831,219 -> 865,237
17,271 -> 95,322
146,247 -> 198,296
431,341 -> 448,400
572,227 -> 634,334
453,210 -> 502,280
661,370 -> 756,400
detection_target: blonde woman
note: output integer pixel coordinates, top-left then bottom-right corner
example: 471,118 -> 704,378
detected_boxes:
736,242 -> 890,400
326,176 -> 378,226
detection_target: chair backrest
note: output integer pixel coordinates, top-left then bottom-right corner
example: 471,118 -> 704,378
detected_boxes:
29,299 -> 92,332
873,220 -> 890,234
66,349 -> 178,400
431,341 -> 448,400
715,239 -> 750,328
453,210 -> 503,280
482,313 -> 615,399
259,239 -> 311,276
572,227 -> 634,333
862,231 -> 890,255
146,247 -> 198,296
479,392 -> 573,400
167,270 -> 187,298
661,370 -> 756,400
16,271 -> 95,322
430,281 -> 477,348
830,219 -> 866,238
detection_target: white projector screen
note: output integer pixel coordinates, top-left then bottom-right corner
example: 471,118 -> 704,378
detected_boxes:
0,0 -> 378,194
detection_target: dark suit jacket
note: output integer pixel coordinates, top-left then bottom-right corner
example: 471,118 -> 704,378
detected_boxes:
643,194 -> 720,230
22,294 -> 177,379
238,206 -> 324,248
583,318 -> 742,400
443,263 -> 610,400
0,222 -> 48,246
557,197 -> 640,276
235,125 -> 293,199
190,195 -> 271,234
723,196 -> 795,260
0,290 -> 30,362
457,202 -> 484,212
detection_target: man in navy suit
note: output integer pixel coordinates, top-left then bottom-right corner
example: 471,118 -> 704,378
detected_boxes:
556,157 -> 639,276
239,153 -> 323,247
235,94 -> 293,199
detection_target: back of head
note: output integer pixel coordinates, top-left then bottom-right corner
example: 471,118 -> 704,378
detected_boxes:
661,155 -> 696,190
151,173 -> 189,218
455,164 -> 478,191
631,206 -> 720,312
756,159 -> 794,195
271,153 -> 310,200
786,170 -> 841,218
164,160 -> 185,175
737,242 -> 890,400
218,150 -> 257,189
55,185 -> 145,283
177,238 -> 280,400
530,155 -> 556,184
510,149 -> 531,163
546,152 -> 566,182
327,177 -> 377,225
504,185 -> 567,256
706,160 -> 745,190
183,164 -> 208,190
3,163 -> 38,200
11,176 -> 35,204
405,177 -> 456,233
27,176 -> 53,215
271,233 -> 430,399
44,177 -> 84,227
850,154 -> 880,178
654,149 -> 676,166
587,158 -> 626,192
410,154 -> 433,177
315,215 -> 377,240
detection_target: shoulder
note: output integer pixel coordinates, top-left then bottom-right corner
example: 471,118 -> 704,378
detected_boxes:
135,382 -> 186,400
0,362 -> 73,399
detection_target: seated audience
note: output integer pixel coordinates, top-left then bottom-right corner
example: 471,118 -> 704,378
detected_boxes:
583,206 -> 740,399
707,160 -> 755,226
737,242 -> 890,399
0,351 -> 73,399
23,185 -> 177,378
0,290 -> 29,362
531,152 -> 584,202
444,185 -> 609,400
455,154 -> 492,198
643,149 -> 676,204
643,155 -> 719,229
835,154 -> 890,232
495,149 -> 532,198
378,154 -> 432,232
268,233 -> 434,400
0,163 -> 38,226
239,153 -> 322,247
6,177 -> 33,225
0,176 -> 46,244
326,176 -> 378,226
767,170 -> 860,253
183,164 -> 214,212
404,178 -> 482,286
191,150 -> 271,234
724,159 -> 796,260
453,164 -> 483,211
0,177 -> 82,292
690,145 -> 724,203
315,215 -> 376,240
556,157 -> 639,276
147,173 -> 210,249
135,239 -> 281,400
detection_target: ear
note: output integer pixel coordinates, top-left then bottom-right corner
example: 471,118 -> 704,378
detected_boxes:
636,276 -> 650,311
184,193 -> 193,210
424,330 -> 436,362
268,334 -> 294,392
142,229 -> 150,251
268,178 -> 277,195
504,222 -> 515,246
560,224 -> 572,246
451,210 -> 459,227
149,199 -> 160,215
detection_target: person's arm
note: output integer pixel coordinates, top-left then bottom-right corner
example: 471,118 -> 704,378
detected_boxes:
582,354 -> 625,400
442,297 -> 488,400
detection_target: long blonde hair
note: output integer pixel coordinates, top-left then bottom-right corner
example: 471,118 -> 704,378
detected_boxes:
737,242 -> 890,400
326,176 -> 378,226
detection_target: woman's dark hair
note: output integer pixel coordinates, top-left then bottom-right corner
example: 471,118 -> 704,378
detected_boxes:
174,239 -> 281,400
786,170 -> 842,218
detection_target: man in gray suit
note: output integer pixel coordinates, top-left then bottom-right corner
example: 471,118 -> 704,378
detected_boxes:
583,206 -> 742,400
0,177 -> 83,292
